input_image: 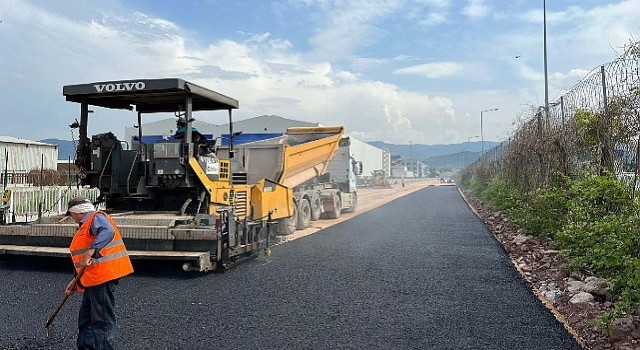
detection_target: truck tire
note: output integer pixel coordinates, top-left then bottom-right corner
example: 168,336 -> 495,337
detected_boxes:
310,192 -> 322,221
276,204 -> 298,236
326,194 -> 341,219
297,198 -> 311,229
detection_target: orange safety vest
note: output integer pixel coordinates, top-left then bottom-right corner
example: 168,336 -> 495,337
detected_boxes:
69,211 -> 134,287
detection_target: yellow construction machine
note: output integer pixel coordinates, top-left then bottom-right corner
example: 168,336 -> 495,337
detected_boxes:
0,78 -> 345,271
370,169 -> 392,188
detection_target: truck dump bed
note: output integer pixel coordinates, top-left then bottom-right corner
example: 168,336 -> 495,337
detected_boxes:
236,126 -> 344,188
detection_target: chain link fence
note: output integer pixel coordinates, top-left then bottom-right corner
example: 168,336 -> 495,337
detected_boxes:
463,40 -> 640,196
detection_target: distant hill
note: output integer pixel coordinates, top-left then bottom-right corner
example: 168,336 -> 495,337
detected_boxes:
425,151 -> 481,168
42,137 -> 499,165
40,139 -> 75,160
367,141 -> 499,165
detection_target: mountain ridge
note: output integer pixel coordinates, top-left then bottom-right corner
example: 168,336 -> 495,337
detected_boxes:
40,138 -> 502,166
367,140 -> 500,160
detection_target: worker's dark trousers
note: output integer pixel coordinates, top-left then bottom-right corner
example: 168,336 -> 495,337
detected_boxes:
77,280 -> 117,350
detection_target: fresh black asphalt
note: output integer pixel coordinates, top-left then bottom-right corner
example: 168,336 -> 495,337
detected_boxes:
0,186 -> 583,349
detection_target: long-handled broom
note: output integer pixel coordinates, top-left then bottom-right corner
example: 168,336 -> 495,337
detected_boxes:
45,265 -> 87,329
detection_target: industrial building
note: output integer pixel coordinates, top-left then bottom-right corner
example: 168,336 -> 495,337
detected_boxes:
0,136 -> 58,185
348,138 -> 391,179
390,158 -> 428,178
405,159 -> 429,177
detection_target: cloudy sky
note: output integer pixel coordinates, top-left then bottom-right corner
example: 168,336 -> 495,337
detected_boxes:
1,0 -> 638,145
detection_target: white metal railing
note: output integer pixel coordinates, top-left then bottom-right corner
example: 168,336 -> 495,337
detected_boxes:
3,186 -> 101,223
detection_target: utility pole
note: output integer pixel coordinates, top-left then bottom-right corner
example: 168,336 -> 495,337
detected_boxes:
543,0 -> 550,119
541,0 -> 550,184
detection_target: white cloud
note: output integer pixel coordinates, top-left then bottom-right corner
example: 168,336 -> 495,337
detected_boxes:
350,56 -> 390,71
394,62 -> 464,79
306,0 -> 402,60
420,12 -> 447,26
2,0 -> 638,147
403,0 -> 449,27
247,32 -> 272,43
392,55 -> 417,62
512,1 -> 640,59
0,0 -> 460,145
462,0 -> 489,19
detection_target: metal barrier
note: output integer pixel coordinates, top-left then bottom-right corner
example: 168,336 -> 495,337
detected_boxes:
0,171 -> 30,186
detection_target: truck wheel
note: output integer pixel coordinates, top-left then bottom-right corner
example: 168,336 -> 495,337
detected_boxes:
326,194 -> 341,219
310,192 -> 322,221
276,204 -> 298,236
297,198 -> 311,229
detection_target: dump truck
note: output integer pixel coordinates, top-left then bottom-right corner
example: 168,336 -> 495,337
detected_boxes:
0,78 -> 343,271
236,135 -> 362,235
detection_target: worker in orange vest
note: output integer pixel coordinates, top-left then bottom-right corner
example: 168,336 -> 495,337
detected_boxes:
64,196 -> 134,350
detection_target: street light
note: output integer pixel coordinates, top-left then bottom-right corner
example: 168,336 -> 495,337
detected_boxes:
466,135 -> 479,165
480,108 -> 498,155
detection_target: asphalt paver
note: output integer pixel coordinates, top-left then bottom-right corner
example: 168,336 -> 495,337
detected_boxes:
0,186 -> 583,349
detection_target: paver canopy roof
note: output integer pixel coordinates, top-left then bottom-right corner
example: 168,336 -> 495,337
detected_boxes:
63,78 -> 239,113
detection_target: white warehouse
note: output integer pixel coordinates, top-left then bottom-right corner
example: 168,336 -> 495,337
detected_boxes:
0,136 -> 58,184
348,137 -> 390,179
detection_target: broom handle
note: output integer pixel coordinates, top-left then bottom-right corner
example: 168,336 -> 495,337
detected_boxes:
45,265 -> 87,328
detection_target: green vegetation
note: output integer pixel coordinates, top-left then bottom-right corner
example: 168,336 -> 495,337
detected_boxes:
462,173 -> 640,316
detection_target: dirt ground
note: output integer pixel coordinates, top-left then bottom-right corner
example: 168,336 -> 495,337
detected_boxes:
276,178 -> 442,244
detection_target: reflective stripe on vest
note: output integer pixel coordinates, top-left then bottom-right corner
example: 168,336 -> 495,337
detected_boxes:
73,246 -> 130,268
69,211 -> 134,287
70,239 -> 124,256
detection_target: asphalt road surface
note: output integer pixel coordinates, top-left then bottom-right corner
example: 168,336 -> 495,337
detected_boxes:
0,186 -> 583,349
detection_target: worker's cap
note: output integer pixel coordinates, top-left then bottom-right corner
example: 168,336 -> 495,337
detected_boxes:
66,196 -> 94,215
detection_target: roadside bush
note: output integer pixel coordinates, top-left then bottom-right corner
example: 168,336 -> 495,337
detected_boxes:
557,214 -> 640,310
509,187 -> 569,237
558,215 -> 630,275
468,178 -> 566,237
555,175 -> 640,311
468,178 -> 489,198
570,174 -> 631,218
480,179 -> 522,211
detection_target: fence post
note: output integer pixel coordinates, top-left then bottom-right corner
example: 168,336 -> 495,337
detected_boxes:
57,187 -> 63,214
601,65 -> 609,115
600,65 -> 613,173
38,154 -> 43,220
560,96 -> 565,127
8,189 -> 14,224
537,108 -> 546,187
559,95 -> 569,176
68,156 -> 72,189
